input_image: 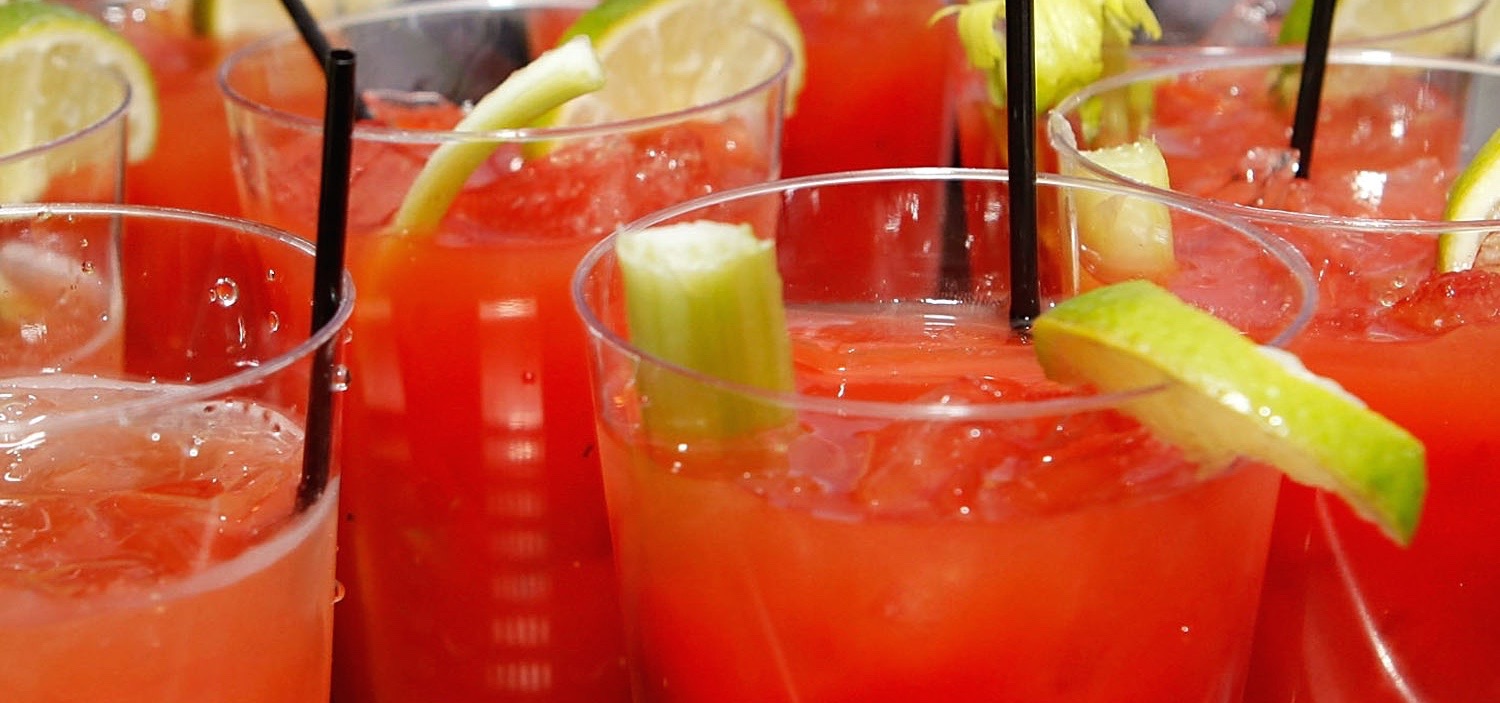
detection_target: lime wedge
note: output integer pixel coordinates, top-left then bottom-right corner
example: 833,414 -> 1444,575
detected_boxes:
1032,280 -> 1427,545
1438,126 -> 1500,272
390,35 -> 605,234
0,0 -> 157,197
1061,137 -> 1176,284
546,0 -> 806,127
615,220 -> 795,438
190,0 -> 355,38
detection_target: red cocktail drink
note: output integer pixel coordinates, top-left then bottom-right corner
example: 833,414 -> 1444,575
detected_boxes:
221,4 -> 791,701
0,203 -> 351,703
1050,50 -> 1500,702
774,0 -> 957,301
574,170 -> 1317,702
782,0 -> 955,176
86,0 -> 242,215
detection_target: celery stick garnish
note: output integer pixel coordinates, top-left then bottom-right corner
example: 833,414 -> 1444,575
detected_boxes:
932,0 -> 1161,114
616,221 -> 796,439
391,36 -> 605,234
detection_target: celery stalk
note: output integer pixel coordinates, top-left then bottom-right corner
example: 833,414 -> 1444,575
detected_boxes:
615,221 -> 796,438
391,36 -> 605,234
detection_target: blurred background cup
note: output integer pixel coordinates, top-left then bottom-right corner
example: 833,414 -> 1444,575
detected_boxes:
950,0 -> 1492,207
774,0 -> 960,302
0,58 -> 129,204
78,0 -> 384,215
1051,48 -> 1500,703
1143,0 -> 1493,58
779,0 -> 957,176
574,168 -> 1317,703
220,1 -> 791,701
0,202 -> 353,703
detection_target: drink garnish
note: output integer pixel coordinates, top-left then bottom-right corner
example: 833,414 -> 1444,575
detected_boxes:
389,36 -> 605,233
613,213 -> 1425,545
1438,126 -> 1500,272
934,0 -> 1161,114
614,221 -> 796,438
0,0 -> 158,199
544,0 -> 807,127
1059,137 -> 1177,283
392,0 -> 807,232
1032,279 -> 1427,545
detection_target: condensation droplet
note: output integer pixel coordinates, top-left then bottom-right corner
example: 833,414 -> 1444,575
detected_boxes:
266,310 -> 281,333
330,364 -> 350,392
211,278 -> 239,307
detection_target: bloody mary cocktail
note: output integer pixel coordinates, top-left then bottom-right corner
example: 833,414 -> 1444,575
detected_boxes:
1050,50 -> 1500,702
781,0 -> 955,176
0,203 -> 351,703
84,0 -> 241,214
574,169 -> 1318,703
771,0 -> 957,301
86,0 -> 373,214
220,3 -> 791,701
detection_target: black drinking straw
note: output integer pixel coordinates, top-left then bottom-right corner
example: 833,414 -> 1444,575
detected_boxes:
1006,0 -> 1041,331
296,48 -> 357,512
278,0 -> 372,120
1290,0 -> 1338,179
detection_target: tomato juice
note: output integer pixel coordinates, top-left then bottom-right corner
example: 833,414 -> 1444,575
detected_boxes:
575,171 -> 1318,702
220,8 -> 789,698
87,0 -> 243,215
1049,52 -> 1500,702
343,118 -> 773,703
781,0 -> 955,176
0,203 -> 345,703
775,0 -> 958,301
594,305 -> 1282,703
0,380 -> 337,703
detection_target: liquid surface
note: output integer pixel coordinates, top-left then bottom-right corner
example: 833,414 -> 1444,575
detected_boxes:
0,377 -> 304,606
0,376 -> 335,703
599,303 -> 1281,702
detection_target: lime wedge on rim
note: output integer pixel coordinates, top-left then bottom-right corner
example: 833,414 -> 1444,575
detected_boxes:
1438,126 -> 1500,272
545,0 -> 806,127
390,35 -> 606,233
0,0 -> 157,192
1061,137 -> 1177,284
1033,280 -> 1427,545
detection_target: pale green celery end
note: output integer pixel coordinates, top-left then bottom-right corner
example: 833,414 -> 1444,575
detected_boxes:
620,229 -> 795,440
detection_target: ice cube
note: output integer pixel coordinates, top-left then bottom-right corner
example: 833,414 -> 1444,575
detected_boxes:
850,377 -> 1199,520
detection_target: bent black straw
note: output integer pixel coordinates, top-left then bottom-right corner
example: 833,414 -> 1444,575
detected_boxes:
1290,0 -> 1338,179
1007,0 -> 1041,331
278,0 -> 372,120
296,48 -> 357,512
